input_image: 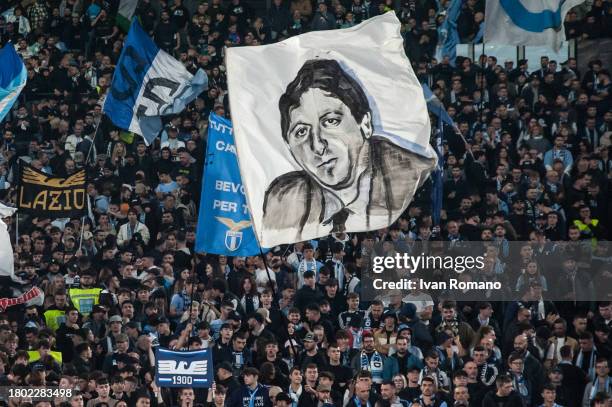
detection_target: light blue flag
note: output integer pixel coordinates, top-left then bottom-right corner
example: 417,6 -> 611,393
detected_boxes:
0,44 -> 27,123
195,114 -> 262,256
422,83 -> 455,128
440,0 -> 462,67
103,20 -> 208,145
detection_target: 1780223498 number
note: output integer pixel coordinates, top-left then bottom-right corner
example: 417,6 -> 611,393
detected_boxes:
0,387 -> 73,400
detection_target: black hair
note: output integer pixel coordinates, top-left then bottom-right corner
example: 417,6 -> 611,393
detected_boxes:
279,59 -> 370,141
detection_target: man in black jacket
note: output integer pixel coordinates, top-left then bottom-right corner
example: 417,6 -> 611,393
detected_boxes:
227,367 -> 272,407
483,375 -> 524,407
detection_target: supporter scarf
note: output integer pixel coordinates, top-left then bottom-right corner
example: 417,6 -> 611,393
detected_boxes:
478,363 -> 498,386
589,376 -> 612,401
288,385 -> 302,407
353,396 -> 372,407
512,373 -> 529,399
437,319 -> 459,337
360,351 -> 384,383
248,385 -> 261,407
576,347 -> 597,380
232,351 -> 244,371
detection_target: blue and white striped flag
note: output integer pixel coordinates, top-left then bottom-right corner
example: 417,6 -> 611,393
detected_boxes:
484,0 -> 585,51
0,44 -> 26,123
103,20 -> 208,145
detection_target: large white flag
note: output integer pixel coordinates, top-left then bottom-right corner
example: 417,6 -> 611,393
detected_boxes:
0,203 -> 19,282
484,0 -> 585,51
226,12 -> 436,248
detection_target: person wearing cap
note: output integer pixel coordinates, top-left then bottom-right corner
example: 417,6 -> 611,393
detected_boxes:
101,314 -> 126,353
313,382 -> 334,406
83,304 -> 108,340
102,332 -> 131,375
227,367 -> 273,407
247,311 -> 276,356
374,312 -> 399,356
296,332 -> 327,368
216,360 -> 241,396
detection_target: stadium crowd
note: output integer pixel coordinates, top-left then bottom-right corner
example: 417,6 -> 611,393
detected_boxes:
0,0 -> 612,406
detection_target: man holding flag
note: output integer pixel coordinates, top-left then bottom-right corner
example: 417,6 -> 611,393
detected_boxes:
103,19 -> 208,145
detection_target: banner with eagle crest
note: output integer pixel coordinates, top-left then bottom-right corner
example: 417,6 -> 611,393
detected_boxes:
195,113 -> 262,255
156,347 -> 213,388
18,165 -> 87,218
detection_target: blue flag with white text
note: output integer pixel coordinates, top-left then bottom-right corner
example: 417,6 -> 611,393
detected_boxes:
103,20 -> 208,145
195,114 -> 262,256
0,44 -> 26,123
156,348 -> 213,388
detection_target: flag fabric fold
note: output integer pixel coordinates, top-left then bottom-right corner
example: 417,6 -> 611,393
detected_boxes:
440,0 -> 462,66
0,203 -> 20,283
0,43 -> 27,123
226,12 -> 437,247
103,20 -> 208,145
116,0 -> 138,31
484,0 -> 585,51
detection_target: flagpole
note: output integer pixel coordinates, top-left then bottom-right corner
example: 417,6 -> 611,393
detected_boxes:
85,114 -> 103,166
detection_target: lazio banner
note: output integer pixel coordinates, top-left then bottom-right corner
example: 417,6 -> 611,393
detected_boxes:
195,113 -> 262,256
156,348 -> 213,388
18,166 -> 87,218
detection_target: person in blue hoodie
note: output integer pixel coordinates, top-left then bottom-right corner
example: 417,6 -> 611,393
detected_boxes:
227,366 -> 273,407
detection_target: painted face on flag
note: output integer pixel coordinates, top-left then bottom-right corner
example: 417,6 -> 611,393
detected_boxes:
285,87 -> 372,188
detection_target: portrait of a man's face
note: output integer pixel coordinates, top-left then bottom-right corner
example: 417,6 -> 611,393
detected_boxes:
283,86 -> 372,188
226,13 -> 435,247
262,58 -> 435,238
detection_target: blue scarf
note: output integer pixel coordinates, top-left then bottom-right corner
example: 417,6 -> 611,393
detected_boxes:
360,351 -> 384,383
248,384 -> 261,407
589,376 -> 611,401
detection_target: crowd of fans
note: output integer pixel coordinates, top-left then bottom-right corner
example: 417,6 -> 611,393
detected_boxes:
0,0 -> 612,406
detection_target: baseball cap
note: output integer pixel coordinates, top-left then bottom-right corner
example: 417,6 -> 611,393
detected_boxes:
304,333 -> 315,342
316,384 -> 331,392
108,315 -> 123,324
